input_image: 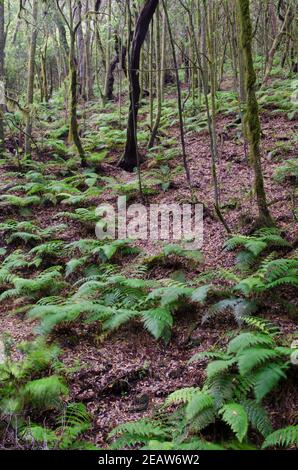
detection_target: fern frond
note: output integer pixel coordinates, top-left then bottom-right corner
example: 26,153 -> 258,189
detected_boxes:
262,425 -> 298,449
219,403 -> 248,442
241,400 -> 272,437
142,307 -> 173,341
228,332 -> 274,354
253,363 -> 287,402
185,392 -> 214,421
22,375 -> 68,409
237,348 -> 280,376
164,387 -> 198,407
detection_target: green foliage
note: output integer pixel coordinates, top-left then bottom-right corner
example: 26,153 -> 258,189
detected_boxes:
0,337 -> 94,449
22,376 -> 68,409
0,220 -> 66,246
262,425 -> 298,449
219,403 -> 248,442
0,195 -> 41,209
0,339 -> 65,416
109,420 -> 168,449
110,327 -> 295,449
274,159 -> 298,184
224,228 -> 291,270
57,207 -> 98,226
0,266 -> 65,302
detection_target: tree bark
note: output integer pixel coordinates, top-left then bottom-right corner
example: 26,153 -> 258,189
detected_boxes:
148,4 -> 162,148
120,0 -> 159,171
106,35 -> 127,101
69,31 -> 86,167
238,0 -> 273,227
0,0 -> 5,157
263,3 -> 293,85
25,0 -> 38,157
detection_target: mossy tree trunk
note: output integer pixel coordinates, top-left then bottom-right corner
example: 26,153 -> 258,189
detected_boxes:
0,0 -> 5,157
69,32 -> 86,167
41,39 -> 49,103
148,4 -> 162,148
85,0 -> 94,101
25,0 -> 38,157
103,0 -> 112,103
238,0 -> 273,227
57,0 -> 86,167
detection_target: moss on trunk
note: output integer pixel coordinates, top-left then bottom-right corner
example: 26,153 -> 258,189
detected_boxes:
238,0 -> 274,228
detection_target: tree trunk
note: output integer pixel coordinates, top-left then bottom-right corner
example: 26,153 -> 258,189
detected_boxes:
162,0 -> 192,189
25,0 -> 38,156
0,0 -> 5,157
120,0 -> 159,171
263,3 -> 293,85
76,1 -> 86,99
148,4 -> 162,148
106,36 -> 127,101
69,33 -> 86,167
54,8 -> 69,77
85,0 -> 94,100
103,0 -> 112,102
41,40 -> 49,103
238,0 -> 273,227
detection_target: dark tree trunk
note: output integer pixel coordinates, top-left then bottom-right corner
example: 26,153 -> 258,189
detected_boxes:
106,35 -> 127,101
120,0 -> 159,171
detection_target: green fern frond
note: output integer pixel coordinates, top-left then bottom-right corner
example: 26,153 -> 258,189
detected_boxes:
237,348 -> 280,376
185,392 -> 214,421
219,403 -> 248,442
22,375 -> 68,409
228,332 -> 274,354
142,307 -> 173,341
253,363 -> 287,402
262,425 -> 298,449
164,387 -> 198,407
109,420 -> 167,449
206,359 -> 236,380
241,400 -> 272,437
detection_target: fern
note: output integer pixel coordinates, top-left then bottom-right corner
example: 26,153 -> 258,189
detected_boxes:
219,403 -> 248,442
22,376 -> 68,410
237,348 -> 280,375
262,425 -> 298,449
241,400 -> 272,437
253,363 -> 287,402
0,267 -> 65,302
204,298 -> 257,324
0,195 -> 41,208
224,230 -> 291,270
142,307 -> 173,342
227,332 -> 274,354
164,387 -> 198,407
206,359 -> 236,380
109,420 -> 167,449
185,392 -> 214,421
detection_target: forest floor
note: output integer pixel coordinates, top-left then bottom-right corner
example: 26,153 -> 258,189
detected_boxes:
0,87 -> 297,447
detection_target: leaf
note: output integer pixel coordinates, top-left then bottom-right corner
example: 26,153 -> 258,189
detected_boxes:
253,364 -> 287,402
262,425 -> 298,449
185,392 -> 214,421
219,403 -> 248,442
237,348 -> 279,376
228,332 -> 274,355
191,285 -> 212,303
142,308 -> 173,342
